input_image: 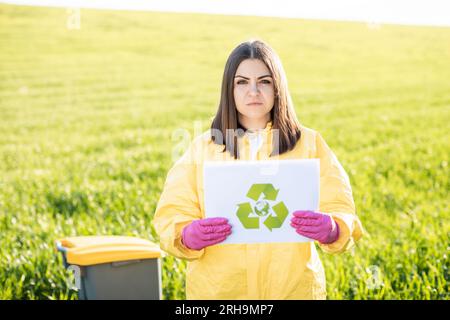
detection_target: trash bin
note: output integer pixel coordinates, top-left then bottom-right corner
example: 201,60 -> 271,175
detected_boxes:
56,236 -> 162,300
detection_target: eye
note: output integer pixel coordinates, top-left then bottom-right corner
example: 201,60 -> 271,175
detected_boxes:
261,80 -> 272,84
236,80 -> 247,85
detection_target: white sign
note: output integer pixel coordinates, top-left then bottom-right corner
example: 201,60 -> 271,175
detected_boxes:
203,159 -> 319,244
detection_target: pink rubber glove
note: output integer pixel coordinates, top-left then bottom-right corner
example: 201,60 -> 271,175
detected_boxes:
290,210 -> 340,244
181,217 -> 232,250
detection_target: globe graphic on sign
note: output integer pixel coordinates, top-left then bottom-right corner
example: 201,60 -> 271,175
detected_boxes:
254,199 -> 270,217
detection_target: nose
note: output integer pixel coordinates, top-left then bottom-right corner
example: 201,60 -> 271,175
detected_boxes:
248,81 -> 259,95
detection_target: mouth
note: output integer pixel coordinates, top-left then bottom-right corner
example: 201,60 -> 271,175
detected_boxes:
246,102 -> 263,106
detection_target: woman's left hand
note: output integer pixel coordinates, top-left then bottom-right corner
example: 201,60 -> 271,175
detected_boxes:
290,210 -> 340,244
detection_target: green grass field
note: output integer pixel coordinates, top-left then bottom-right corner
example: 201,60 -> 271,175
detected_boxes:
0,4 -> 449,299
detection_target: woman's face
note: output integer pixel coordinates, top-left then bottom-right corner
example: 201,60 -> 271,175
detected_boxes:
233,59 -> 275,127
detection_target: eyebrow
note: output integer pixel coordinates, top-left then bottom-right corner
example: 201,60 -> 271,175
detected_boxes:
234,74 -> 272,80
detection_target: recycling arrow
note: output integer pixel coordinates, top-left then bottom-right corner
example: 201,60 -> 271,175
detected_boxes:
246,183 -> 279,201
263,201 -> 289,231
236,202 -> 259,229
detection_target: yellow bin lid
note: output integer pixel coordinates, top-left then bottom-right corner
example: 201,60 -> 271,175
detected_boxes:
56,236 -> 161,266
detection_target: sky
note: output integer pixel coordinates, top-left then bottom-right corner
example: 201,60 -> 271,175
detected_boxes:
1,0 -> 450,27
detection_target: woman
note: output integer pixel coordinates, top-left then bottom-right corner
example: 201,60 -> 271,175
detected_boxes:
152,39 -> 365,299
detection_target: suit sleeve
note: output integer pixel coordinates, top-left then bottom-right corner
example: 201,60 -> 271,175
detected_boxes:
151,141 -> 205,261
315,132 -> 365,254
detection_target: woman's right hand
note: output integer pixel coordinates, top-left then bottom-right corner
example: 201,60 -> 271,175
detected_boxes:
181,217 -> 232,250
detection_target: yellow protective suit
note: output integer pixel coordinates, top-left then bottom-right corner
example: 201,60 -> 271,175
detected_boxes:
152,121 -> 364,299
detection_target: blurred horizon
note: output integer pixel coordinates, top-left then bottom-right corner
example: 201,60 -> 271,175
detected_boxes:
1,0 -> 450,27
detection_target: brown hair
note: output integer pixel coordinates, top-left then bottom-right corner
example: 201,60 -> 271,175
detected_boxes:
211,39 -> 302,159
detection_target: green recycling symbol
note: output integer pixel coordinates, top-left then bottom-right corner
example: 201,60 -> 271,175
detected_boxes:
236,183 -> 289,231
